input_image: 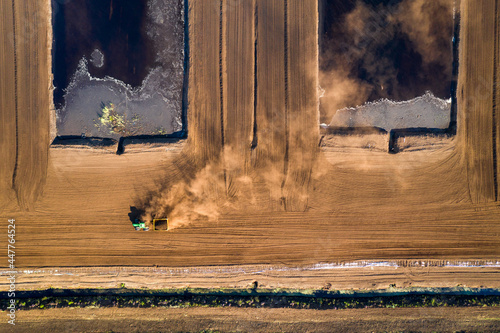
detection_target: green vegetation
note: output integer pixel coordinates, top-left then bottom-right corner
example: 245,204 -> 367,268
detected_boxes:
155,127 -> 168,135
94,102 -> 141,136
1,287 -> 499,311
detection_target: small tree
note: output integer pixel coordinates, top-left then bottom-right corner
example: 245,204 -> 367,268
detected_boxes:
94,102 -> 141,136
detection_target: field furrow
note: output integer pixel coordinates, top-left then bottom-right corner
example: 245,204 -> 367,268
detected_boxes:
187,0 -> 223,162
0,0 -> 17,207
495,0 -> 500,200
459,0 -> 497,203
254,0 -> 286,167
283,0 -> 320,211
223,0 -> 254,163
0,0 -> 51,210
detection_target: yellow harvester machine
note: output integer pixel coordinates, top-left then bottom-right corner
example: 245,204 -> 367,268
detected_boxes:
133,218 -> 168,231
152,218 -> 168,231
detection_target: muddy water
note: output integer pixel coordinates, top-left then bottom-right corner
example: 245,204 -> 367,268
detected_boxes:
329,92 -> 452,131
320,0 -> 455,106
52,0 -> 184,138
52,0 -> 154,108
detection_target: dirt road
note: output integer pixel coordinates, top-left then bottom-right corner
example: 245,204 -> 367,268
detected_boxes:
3,263 -> 500,291
8,307 -> 500,332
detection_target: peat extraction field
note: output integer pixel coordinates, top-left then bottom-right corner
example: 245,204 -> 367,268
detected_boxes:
52,0 -> 185,139
0,0 -> 499,302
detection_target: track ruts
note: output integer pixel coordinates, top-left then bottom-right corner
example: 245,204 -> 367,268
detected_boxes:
10,0 -> 19,192
459,0 -> 498,203
0,0 -> 50,210
222,0 -> 255,196
252,0 -> 287,209
281,0 -> 290,210
0,0 -> 18,206
282,0 -> 319,211
187,0 -> 223,163
495,0 -> 500,200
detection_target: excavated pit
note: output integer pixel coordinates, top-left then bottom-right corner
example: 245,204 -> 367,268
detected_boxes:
51,0 -> 185,141
319,0 -> 458,153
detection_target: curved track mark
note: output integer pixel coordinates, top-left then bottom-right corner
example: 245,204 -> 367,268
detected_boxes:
10,0 -> 19,191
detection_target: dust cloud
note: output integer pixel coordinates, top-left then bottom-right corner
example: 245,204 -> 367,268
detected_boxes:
396,0 -> 455,66
138,150 -> 260,230
137,140 -> 321,228
140,161 -> 224,229
320,0 -> 455,123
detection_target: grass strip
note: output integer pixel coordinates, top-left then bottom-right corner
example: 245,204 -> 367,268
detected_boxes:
1,287 -> 499,310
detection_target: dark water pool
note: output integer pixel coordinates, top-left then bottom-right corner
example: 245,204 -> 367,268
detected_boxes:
52,0 -> 185,139
319,0 -> 455,105
52,0 -> 155,109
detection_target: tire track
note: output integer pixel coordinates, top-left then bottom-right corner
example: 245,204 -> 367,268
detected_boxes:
280,0 -> 289,209
493,0 -> 499,201
461,0 -> 497,203
10,0 -> 19,191
251,2 -> 258,150
219,0 -> 227,190
219,0 -> 225,151
181,0 -> 190,136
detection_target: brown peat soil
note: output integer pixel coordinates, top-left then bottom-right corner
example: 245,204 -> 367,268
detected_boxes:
0,3 -> 499,331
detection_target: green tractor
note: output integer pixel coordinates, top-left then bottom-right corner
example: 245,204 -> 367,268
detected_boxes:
132,218 -> 168,231
132,219 -> 149,231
